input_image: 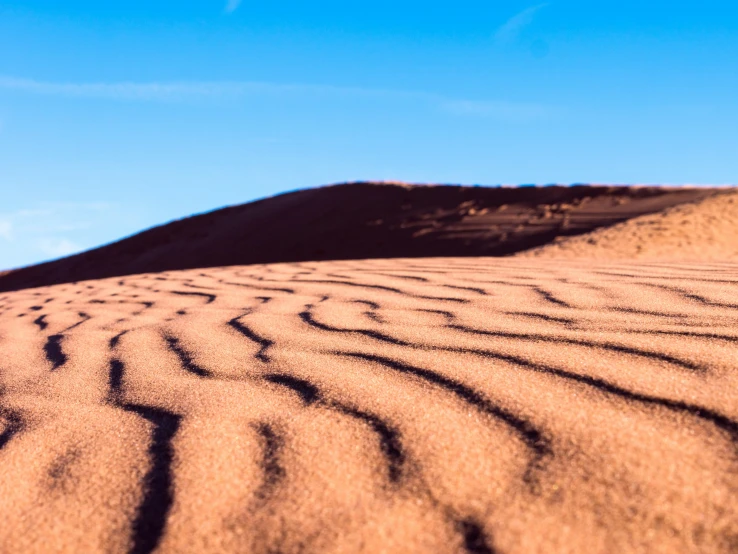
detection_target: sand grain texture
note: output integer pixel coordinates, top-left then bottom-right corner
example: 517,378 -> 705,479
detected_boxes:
1,258 -> 737,553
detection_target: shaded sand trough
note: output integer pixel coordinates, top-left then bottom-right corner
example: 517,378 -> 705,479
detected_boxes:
1,259 -> 738,553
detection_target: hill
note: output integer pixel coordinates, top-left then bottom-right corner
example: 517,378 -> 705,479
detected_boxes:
0,182 -> 718,292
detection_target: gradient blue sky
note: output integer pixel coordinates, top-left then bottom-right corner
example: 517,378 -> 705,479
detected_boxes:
1,1 -> 737,269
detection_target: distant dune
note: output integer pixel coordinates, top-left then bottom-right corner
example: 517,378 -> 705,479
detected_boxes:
0,182 -> 721,292
519,188 -> 738,260
1,259 -> 737,553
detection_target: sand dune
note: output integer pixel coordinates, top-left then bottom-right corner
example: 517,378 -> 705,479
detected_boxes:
0,183 -> 720,292
520,189 -> 738,260
1,258 -> 737,553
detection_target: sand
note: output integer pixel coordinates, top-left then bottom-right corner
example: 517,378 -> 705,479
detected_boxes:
1,258 -> 737,553
519,189 -> 738,261
0,182 -> 722,292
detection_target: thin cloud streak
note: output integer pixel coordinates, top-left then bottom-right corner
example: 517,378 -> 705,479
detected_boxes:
224,0 -> 242,13
495,3 -> 549,44
0,202 -> 111,266
442,99 -> 552,121
0,76 -> 415,101
0,76 -> 554,122
38,238 -> 82,258
0,220 -> 12,241
0,76 -> 267,100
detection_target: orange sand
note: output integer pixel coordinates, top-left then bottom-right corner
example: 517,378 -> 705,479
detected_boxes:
520,189 -> 738,261
1,258 -> 737,553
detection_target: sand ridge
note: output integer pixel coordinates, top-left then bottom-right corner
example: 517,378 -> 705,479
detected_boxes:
0,182 -> 722,292
1,258 -> 737,553
519,188 -> 738,260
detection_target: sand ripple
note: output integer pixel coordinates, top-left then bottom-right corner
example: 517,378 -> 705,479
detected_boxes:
0,258 -> 737,553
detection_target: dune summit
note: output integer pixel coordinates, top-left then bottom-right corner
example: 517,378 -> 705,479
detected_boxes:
0,182 -> 723,292
519,188 -> 738,261
1,258 -> 737,553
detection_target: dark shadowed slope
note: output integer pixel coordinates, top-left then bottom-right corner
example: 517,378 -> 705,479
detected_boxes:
0,182 -> 719,292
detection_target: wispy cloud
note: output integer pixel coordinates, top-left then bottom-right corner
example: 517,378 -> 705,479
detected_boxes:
0,75 -> 555,122
38,238 -> 82,258
0,76 -> 410,101
0,76 -> 265,101
224,0 -> 242,13
0,220 -> 12,241
442,99 -> 552,121
0,202 -> 111,268
495,3 -> 549,44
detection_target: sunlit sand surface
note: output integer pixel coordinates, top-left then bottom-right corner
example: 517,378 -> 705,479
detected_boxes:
1,258 -> 737,553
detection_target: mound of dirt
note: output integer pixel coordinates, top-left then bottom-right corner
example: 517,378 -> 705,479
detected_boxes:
0,182 -> 718,292
519,189 -> 738,261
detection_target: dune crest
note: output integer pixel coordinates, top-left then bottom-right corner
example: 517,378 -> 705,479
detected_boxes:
1,258 -> 737,553
519,189 -> 738,260
0,182 -> 720,292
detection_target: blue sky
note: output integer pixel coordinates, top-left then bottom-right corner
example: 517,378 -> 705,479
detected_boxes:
1,1 -> 737,269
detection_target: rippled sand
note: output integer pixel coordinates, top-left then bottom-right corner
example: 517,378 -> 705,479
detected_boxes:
1,258 -> 737,553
